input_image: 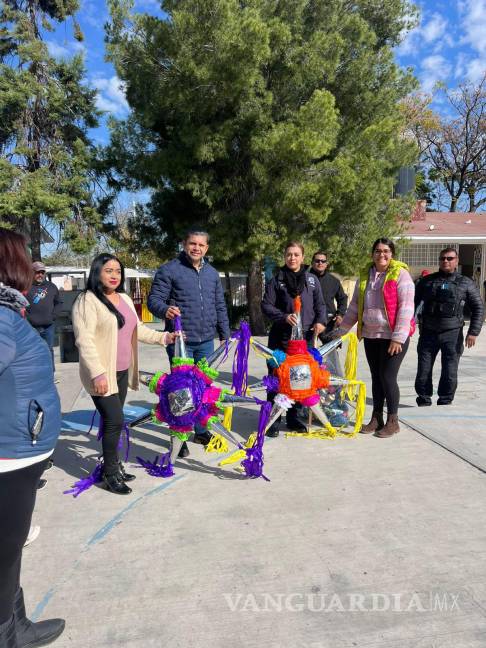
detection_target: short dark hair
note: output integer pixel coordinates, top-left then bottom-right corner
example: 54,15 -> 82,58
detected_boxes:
372,237 -> 395,256
184,228 -> 209,243
312,250 -> 328,261
0,227 -> 33,293
439,247 -> 458,258
285,241 -> 304,254
85,253 -> 126,329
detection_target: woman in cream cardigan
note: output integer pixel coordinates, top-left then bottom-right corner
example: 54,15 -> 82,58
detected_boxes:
72,254 -> 176,495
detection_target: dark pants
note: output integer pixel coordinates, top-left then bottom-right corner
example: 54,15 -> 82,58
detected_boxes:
415,328 -> 464,402
167,339 -> 215,435
0,459 -> 48,624
34,324 -> 55,372
92,370 -> 128,475
363,337 -> 409,415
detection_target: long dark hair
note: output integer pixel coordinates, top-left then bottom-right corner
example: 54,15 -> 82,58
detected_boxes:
86,253 -> 126,329
0,227 -> 33,292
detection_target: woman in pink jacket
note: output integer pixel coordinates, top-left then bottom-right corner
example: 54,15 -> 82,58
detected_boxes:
339,238 -> 415,437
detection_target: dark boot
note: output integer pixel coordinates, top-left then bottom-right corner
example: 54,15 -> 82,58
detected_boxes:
0,615 -> 17,648
178,441 -> 190,458
14,588 -> 65,648
103,472 -> 132,495
266,418 -> 280,438
193,431 -> 212,446
374,414 -> 400,438
118,462 -> 136,482
360,411 -> 384,434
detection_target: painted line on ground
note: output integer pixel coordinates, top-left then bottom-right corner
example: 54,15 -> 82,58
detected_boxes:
31,474 -> 185,621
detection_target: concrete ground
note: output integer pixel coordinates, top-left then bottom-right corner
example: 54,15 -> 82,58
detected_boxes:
22,326 -> 486,648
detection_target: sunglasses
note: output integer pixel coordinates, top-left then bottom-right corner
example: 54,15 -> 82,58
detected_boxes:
313,259 -> 328,264
439,256 -> 456,261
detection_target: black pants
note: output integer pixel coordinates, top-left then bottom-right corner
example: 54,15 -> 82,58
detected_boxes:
92,370 -> 128,476
0,459 -> 48,624
415,328 -> 464,401
363,337 -> 409,415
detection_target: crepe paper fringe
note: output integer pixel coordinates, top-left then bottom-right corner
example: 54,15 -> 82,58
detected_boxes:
274,393 -> 293,410
342,332 -> 358,399
196,358 -> 219,381
262,375 -> 279,393
301,394 -> 320,407
309,347 -> 323,365
63,461 -> 103,497
231,321 -> 251,396
222,405 -> 233,431
137,452 -> 175,478
241,401 -> 271,481
174,316 -> 183,332
267,349 -> 286,369
219,432 -> 256,467
205,433 -> 229,454
171,357 -> 194,367
149,371 -> 165,394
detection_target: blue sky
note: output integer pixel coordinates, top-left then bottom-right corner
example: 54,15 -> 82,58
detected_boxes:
46,0 -> 486,134
47,0 -> 486,129
42,0 -> 485,221
396,0 -> 486,93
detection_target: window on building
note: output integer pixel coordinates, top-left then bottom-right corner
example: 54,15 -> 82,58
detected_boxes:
399,243 -> 458,266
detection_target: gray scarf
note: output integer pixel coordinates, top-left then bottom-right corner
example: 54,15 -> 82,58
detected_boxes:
0,283 -> 29,315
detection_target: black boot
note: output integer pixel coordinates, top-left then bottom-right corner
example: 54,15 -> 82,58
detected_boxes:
265,414 -> 281,438
178,441 -> 190,458
14,588 -> 65,648
285,415 -> 307,433
118,462 -> 136,482
103,472 -> 132,495
0,615 -> 17,648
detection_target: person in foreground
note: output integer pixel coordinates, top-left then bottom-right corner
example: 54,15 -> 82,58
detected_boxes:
414,247 -> 484,406
72,254 -> 176,495
0,228 -> 65,647
261,241 -> 326,436
338,238 -> 415,437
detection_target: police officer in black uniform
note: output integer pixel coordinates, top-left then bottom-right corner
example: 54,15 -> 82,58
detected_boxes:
415,247 -> 484,406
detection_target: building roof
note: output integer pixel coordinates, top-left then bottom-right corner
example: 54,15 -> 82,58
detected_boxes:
404,205 -> 486,241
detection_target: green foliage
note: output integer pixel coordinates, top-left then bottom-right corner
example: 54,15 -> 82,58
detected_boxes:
0,0 -> 101,257
104,0 -> 418,281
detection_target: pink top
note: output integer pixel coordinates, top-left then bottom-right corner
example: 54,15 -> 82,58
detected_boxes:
116,297 -> 138,371
340,267 -> 415,343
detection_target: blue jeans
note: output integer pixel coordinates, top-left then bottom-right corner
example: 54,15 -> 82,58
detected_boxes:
167,338 -> 215,436
34,324 -> 55,372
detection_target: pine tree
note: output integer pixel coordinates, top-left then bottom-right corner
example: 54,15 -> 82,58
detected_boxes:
0,0 -> 101,259
105,0 -> 418,331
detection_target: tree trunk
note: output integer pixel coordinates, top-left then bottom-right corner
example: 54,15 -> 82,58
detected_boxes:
450,196 -> 458,212
30,214 -> 42,260
247,259 -> 266,335
224,270 -> 233,306
467,187 -> 476,212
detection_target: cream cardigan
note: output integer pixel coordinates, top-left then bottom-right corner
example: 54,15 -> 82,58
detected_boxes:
72,291 -> 168,397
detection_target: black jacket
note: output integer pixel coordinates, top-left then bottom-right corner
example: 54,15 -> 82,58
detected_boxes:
26,280 -> 61,327
415,271 -> 484,336
261,270 -> 327,349
310,269 -> 348,321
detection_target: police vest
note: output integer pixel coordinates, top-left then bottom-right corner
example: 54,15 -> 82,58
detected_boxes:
421,275 -> 465,331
